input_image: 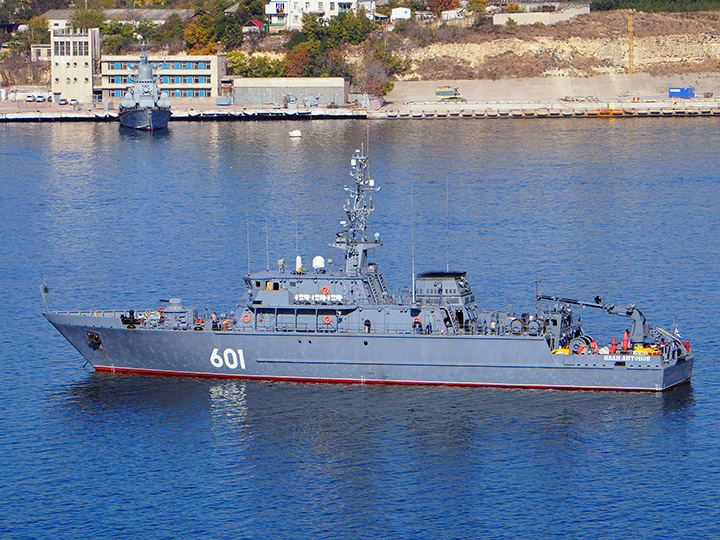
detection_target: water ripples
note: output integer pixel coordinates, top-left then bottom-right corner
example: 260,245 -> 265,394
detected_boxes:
2,119 -> 720,538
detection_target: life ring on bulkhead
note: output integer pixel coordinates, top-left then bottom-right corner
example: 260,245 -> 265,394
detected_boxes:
321,286 -> 330,295
413,317 -> 422,325
194,317 -> 204,326
242,313 -> 252,324
323,315 -> 333,325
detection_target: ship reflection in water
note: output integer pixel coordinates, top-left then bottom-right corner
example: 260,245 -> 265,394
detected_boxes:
58,372 -> 696,453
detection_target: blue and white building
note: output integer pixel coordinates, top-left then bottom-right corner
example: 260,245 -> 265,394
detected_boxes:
100,54 -> 227,102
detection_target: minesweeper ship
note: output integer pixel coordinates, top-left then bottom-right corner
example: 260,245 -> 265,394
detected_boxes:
118,50 -> 171,130
45,148 -> 693,391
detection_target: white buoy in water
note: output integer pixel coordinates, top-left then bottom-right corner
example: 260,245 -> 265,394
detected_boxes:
288,130 -> 302,138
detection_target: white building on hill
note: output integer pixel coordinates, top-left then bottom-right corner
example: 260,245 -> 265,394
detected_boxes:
265,0 -> 379,32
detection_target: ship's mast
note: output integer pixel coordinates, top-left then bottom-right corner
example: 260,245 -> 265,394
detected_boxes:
332,147 -> 381,275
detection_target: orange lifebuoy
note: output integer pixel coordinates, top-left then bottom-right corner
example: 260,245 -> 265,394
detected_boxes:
413,317 -> 422,324
242,313 -> 251,324
194,317 -> 204,325
323,315 -> 332,325
321,286 -> 330,295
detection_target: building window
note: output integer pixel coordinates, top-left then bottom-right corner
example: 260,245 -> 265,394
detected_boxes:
305,2 -> 309,9
114,62 -> 121,70
318,1 -> 323,9
163,76 -> 169,84
198,62 -> 204,69
115,76 -> 122,84
54,42 -> 59,55
72,41 -> 78,56
175,90 -> 181,97
187,90 -> 193,97
175,76 -> 181,84
162,62 -> 168,69
115,90 -> 122,98
198,89 -> 205,97
330,1 -> 334,8
198,76 -> 205,84
175,62 -> 181,70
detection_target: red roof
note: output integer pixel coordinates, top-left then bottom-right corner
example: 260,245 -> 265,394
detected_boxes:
247,19 -> 264,26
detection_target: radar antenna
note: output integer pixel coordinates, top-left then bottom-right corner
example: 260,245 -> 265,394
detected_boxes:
331,146 -> 381,275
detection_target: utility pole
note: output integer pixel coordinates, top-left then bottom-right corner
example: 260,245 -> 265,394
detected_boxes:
627,9 -> 636,74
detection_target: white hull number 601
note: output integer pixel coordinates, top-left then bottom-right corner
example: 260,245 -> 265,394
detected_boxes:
210,348 -> 246,370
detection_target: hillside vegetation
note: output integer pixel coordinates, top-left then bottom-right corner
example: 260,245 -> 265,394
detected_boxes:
3,2 -> 720,91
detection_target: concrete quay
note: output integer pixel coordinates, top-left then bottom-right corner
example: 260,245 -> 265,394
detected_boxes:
368,98 -> 720,119
0,105 -> 365,123
3,100 -> 720,123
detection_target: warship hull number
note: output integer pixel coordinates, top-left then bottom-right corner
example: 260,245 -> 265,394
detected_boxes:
210,348 -> 246,370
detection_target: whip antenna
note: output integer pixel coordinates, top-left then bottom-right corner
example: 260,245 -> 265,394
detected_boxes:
446,175 -> 450,272
265,211 -> 270,271
246,219 -> 251,275
411,182 -> 416,304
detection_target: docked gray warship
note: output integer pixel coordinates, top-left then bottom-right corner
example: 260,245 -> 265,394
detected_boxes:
118,50 -> 171,130
44,148 -> 693,391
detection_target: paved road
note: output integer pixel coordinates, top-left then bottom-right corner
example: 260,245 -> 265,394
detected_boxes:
387,72 -> 720,104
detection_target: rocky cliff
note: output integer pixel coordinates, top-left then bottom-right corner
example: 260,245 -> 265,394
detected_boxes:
391,11 -> 720,80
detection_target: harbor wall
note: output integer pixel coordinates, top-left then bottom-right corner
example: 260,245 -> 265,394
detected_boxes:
5,73 -> 720,122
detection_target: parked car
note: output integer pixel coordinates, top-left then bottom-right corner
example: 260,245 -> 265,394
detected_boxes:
58,98 -> 68,105
25,95 -> 35,102
35,95 -> 45,102
69,98 -> 78,105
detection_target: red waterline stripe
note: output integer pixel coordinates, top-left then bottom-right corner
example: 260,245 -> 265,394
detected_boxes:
92,365 -> 689,392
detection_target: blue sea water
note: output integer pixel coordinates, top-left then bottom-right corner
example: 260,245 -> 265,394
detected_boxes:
1,118 -> 720,539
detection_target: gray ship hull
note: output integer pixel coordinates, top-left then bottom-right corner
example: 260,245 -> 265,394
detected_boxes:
45,312 -> 693,391
119,108 -> 171,130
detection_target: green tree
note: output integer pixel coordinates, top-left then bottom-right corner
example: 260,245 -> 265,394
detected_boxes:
214,14 -> 244,49
301,12 -> 328,43
328,8 -> 374,45
136,18 -> 161,43
248,0 -> 266,20
71,7 -> 105,29
99,20 -> 137,54
467,0 -> 486,13
227,52 -> 286,76
160,13 -> 186,43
